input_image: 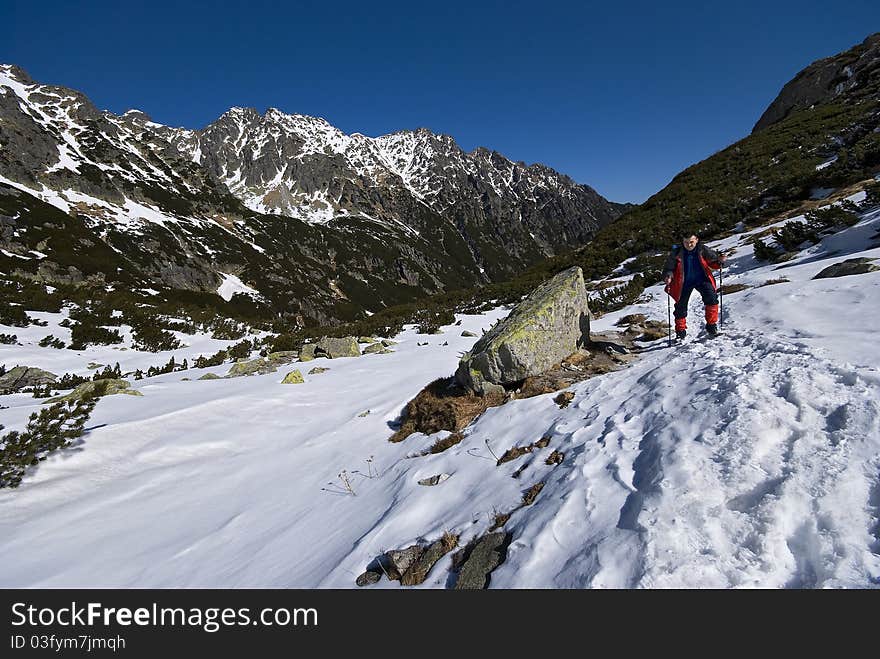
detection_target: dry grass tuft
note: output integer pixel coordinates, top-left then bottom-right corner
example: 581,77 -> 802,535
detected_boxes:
389,377 -> 503,443
429,431 -> 464,454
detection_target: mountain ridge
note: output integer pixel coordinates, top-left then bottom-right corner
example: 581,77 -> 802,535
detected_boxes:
0,63 -> 622,327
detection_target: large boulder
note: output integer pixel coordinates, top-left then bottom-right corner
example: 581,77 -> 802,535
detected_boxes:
267,351 -> 298,364
813,258 -> 879,279
315,336 -> 360,359
46,379 -> 141,403
455,266 -> 590,395
225,357 -> 268,377
226,351 -> 298,378
0,366 -> 57,391
281,370 -> 304,384
299,344 -> 317,362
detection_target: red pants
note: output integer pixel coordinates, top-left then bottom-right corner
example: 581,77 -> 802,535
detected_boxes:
674,281 -> 718,330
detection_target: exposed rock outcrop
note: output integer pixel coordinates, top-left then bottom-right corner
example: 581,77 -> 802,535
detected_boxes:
453,532 -> 511,590
0,366 -> 57,391
813,257 -> 879,279
355,534 -> 458,587
225,351 -> 298,377
281,370 -> 304,384
315,336 -> 360,358
46,378 -> 141,403
455,266 -> 590,395
753,33 -> 880,133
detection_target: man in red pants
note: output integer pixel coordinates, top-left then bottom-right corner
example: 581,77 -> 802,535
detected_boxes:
662,232 -> 726,339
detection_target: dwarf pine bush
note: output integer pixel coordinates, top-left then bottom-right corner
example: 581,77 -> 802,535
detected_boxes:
0,395 -> 98,488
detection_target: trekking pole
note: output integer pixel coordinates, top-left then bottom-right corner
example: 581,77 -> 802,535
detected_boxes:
667,287 -> 672,347
719,262 -> 723,332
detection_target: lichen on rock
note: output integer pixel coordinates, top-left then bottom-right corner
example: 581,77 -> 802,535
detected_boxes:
455,266 -> 590,395
46,378 -> 141,403
281,370 -> 304,384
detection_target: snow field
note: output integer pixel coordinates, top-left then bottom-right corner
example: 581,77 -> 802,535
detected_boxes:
1,198 -> 879,587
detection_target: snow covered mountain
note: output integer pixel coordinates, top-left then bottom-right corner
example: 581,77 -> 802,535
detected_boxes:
0,64 -> 621,326
2,189 -> 878,588
169,106 -> 610,238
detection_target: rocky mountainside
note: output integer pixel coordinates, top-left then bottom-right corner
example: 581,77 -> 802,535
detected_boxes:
494,32 -> 880,305
754,33 -> 880,132
0,64 -> 622,326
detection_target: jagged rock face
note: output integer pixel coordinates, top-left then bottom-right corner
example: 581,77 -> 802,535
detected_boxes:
169,108 -> 620,279
753,33 -> 880,133
0,63 -> 623,325
0,66 -> 237,213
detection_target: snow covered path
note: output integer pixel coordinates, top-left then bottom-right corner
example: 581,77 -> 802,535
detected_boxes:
489,325 -> 880,588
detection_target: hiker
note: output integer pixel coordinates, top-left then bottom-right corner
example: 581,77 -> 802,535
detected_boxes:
662,232 -> 726,339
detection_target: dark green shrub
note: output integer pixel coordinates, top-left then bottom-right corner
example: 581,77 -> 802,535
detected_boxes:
0,305 -> 30,327
753,238 -> 780,262
56,372 -> 91,389
590,275 -> 646,314
1,396 -> 98,488
414,307 -> 455,334
210,318 -> 248,340
130,324 -> 183,352
804,205 -> 860,229
227,339 -> 254,360
92,363 -> 122,381
163,319 -> 199,334
142,356 -> 187,378
30,384 -> 54,399
38,335 -> 65,349
863,181 -> 880,207
193,350 -> 227,369
17,283 -> 63,313
70,322 -> 123,350
773,221 -> 819,251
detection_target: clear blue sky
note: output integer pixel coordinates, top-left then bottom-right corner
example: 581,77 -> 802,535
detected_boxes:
4,0 -> 879,203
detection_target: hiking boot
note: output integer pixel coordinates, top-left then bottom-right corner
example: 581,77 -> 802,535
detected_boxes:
675,329 -> 687,340
706,323 -> 718,338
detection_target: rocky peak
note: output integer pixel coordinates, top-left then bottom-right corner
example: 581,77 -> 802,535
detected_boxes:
0,64 -> 34,86
122,108 -> 154,122
753,32 -> 880,133
222,106 -> 261,121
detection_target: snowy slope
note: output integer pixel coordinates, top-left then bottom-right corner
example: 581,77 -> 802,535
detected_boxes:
1,197 -> 879,588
